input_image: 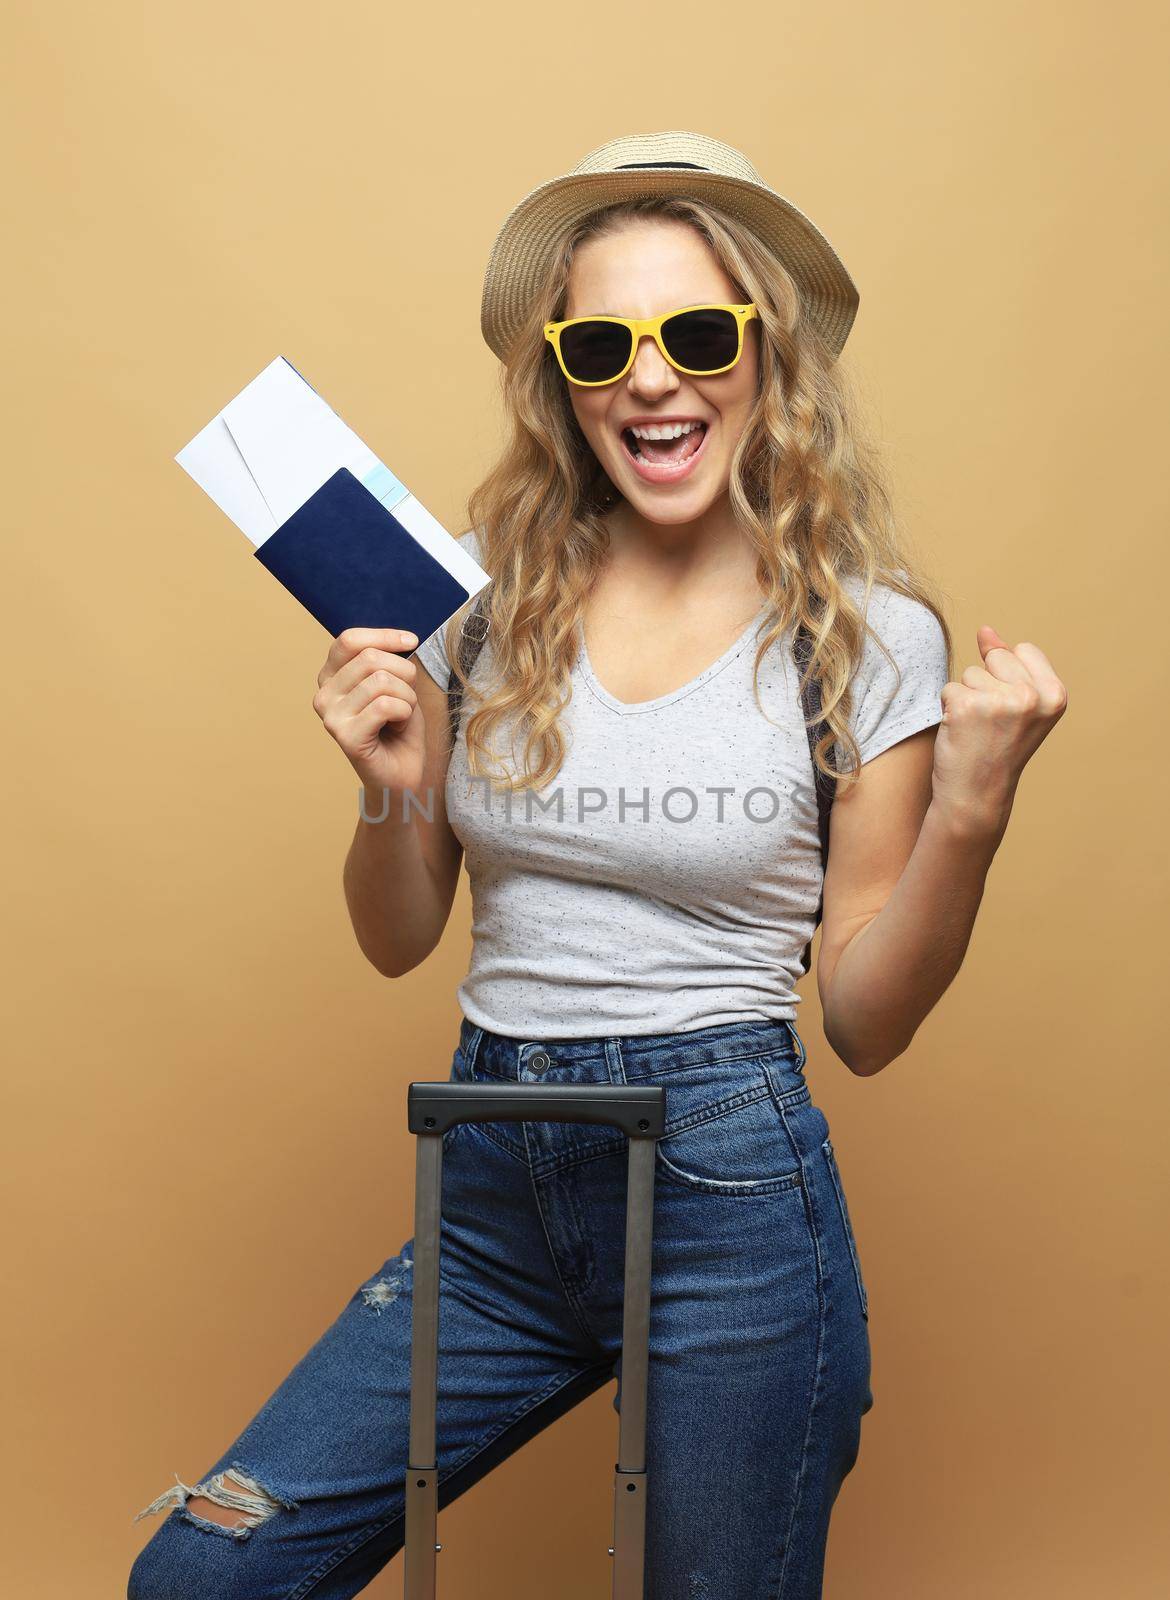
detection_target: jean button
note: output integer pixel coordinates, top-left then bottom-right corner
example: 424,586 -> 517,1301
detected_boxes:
529,1050 -> 551,1074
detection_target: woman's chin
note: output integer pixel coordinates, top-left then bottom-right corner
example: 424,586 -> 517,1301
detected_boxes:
631,495 -> 713,526
620,468 -> 726,523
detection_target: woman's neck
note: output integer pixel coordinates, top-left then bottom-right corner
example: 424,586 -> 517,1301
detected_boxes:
602,496 -> 760,598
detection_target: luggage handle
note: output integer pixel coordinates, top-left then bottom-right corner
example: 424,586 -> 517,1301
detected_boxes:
408,1080 -> 666,1139
404,1079 -> 666,1600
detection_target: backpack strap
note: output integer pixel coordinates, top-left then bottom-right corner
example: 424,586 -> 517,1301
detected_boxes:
446,598 -> 836,976
446,594 -> 491,746
792,620 -> 837,975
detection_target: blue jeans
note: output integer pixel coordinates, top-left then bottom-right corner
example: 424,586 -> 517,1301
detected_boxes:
129,1016 -> 873,1598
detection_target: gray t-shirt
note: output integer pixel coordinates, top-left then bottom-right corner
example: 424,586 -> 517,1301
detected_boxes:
415,530 -> 948,1039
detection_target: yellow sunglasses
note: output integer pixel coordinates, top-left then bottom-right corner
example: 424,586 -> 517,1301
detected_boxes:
544,302 -> 759,387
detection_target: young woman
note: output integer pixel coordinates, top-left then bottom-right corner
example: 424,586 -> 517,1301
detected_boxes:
129,132 -> 1066,1599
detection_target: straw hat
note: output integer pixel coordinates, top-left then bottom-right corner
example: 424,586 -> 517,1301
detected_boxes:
480,130 -> 860,365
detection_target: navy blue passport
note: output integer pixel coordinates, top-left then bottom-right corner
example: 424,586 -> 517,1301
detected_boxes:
253,467 -> 470,639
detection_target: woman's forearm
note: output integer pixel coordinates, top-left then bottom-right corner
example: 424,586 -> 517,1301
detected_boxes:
821,795 -> 1010,1076
343,784 -> 458,977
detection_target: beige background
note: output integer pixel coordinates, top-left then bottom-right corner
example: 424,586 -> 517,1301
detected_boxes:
3,2 -> 1167,1595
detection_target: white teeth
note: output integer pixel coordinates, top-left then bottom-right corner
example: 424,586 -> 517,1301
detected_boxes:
627,420 -> 704,440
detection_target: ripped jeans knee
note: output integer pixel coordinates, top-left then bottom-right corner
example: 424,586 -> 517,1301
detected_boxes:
360,1247 -> 413,1311
134,1465 -> 296,1541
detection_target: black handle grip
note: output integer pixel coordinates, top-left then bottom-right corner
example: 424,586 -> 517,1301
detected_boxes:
408,1081 -> 666,1139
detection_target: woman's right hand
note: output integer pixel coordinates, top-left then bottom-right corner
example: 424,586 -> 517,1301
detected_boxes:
313,627 -> 427,794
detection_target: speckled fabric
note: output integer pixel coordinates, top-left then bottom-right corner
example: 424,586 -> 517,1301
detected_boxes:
415,531 -> 948,1038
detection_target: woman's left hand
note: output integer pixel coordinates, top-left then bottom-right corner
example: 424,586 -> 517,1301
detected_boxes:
932,625 -> 1068,836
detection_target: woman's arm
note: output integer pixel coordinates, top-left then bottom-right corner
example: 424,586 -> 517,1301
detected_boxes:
818,729 -> 1004,1076
310,623 -> 464,978
817,626 -> 1067,1076
342,665 -> 464,977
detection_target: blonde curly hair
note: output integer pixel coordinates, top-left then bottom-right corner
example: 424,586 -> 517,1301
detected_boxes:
444,193 -> 953,793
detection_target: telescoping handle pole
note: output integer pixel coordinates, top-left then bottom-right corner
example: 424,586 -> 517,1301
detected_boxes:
404,1081 -> 666,1600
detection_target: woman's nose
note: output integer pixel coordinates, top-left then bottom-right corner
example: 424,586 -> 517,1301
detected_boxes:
626,335 -> 679,399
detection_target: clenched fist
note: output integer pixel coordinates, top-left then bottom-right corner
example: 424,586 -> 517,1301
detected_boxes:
934,625 -> 1068,835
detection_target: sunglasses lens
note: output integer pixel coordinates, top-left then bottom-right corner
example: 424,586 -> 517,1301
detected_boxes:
662,308 -> 740,372
559,320 -> 633,383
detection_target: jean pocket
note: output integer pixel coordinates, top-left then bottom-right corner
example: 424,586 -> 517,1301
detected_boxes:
821,1137 -> 869,1319
654,1081 -> 804,1197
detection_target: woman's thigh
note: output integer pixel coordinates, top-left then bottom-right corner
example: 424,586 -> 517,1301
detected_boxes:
127,1117 -> 613,1600
565,1047 -> 875,1599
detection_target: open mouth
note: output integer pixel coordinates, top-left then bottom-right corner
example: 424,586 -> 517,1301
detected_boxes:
619,420 -> 709,482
